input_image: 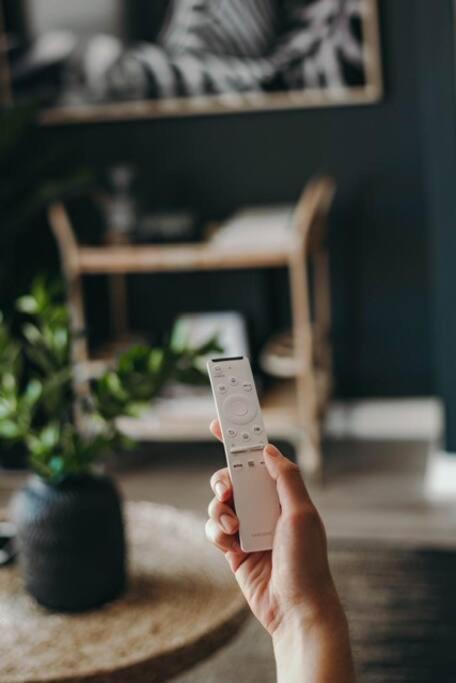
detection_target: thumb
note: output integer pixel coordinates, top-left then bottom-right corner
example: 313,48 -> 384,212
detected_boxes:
264,443 -> 312,512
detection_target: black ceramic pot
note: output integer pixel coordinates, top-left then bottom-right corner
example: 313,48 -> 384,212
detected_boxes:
12,474 -> 126,612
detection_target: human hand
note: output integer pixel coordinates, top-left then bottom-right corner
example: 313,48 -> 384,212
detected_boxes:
205,419 -> 341,637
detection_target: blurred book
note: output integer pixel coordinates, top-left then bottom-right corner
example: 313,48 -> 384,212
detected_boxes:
210,205 -> 294,250
172,311 -> 249,362
156,311 -> 249,420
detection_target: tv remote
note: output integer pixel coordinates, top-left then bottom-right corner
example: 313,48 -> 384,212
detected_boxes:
207,356 -> 280,552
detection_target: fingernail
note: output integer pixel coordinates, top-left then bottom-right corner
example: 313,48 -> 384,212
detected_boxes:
215,482 -> 227,500
220,514 -> 235,533
264,444 -> 278,457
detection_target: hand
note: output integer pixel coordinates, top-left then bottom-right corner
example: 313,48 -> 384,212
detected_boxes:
206,419 -> 341,636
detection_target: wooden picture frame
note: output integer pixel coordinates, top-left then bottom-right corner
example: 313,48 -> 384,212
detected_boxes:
1,0 -> 382,124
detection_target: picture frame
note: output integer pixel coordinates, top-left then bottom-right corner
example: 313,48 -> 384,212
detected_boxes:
1,0 -> 383,125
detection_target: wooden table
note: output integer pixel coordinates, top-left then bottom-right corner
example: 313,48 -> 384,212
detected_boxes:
0,502 -> 247,683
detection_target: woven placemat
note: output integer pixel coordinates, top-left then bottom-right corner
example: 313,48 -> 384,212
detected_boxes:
0,502 -> 247,683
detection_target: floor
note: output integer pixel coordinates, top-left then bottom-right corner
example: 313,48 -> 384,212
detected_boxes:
2,437 -> 456,682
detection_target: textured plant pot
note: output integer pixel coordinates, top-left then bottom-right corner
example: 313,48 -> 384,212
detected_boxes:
11,474 -> 126,612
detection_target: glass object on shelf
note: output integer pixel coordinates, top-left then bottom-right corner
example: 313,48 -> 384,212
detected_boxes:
104,164 -> 137,239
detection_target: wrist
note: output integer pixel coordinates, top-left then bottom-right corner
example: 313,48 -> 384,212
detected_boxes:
272,589 -> 346,642
272,598 -> 352,683
273,596 -> 347,646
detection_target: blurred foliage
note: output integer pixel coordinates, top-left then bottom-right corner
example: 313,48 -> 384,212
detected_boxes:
0,103 -> 91,231
0,278 -> 222,483
0,103 -> 92,307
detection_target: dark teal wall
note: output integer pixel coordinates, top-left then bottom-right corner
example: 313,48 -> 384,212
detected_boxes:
35,0 -> 456,442
417,0 -> 456,452
43,0 -> 435,401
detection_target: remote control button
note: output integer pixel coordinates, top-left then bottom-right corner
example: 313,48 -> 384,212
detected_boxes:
227,428 -> 237,438
243,382 -> 252,392
229,376 -> 239,386
214,366 -> 223,376
241,432 -> 250,441
233,400 -> 248,416
217,384 -> 227,394
248,461 -> 255,467
222,394 -> 257,425
253,425 -> 262,434
230,443 -> 265,454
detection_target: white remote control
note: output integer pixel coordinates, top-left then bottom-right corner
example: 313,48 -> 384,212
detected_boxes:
207,356 -> 280,552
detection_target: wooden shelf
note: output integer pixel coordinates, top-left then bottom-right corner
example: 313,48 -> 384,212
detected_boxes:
48,177 -> 336,474
116,381 -> 302,442
76,241 -> 292,274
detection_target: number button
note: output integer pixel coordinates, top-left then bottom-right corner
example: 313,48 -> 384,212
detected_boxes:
227,428 -> 237,438
243,383 -> 252,392
217,384 -> 227,394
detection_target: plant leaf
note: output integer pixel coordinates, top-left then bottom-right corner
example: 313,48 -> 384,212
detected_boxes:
0,420 -> 21,439
16,296 -> 39,314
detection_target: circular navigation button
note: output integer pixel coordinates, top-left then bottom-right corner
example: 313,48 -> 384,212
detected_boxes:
222,394 -> 257,425
227,428 -> 237,438
253,425 -> 262,434
229,376 -> 239,386
243,383 -> 253,392
232,399 -> 248,416
241,432 -> 250,441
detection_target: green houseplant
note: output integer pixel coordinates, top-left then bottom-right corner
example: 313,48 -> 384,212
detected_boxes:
1,278 -> 221,611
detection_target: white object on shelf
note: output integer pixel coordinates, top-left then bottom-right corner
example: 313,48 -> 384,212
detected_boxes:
260,330 -> 297,378
155,311 -> 250,421
210,206 -> 294,251
426,450 -> 456,501
172,311 -> 249,365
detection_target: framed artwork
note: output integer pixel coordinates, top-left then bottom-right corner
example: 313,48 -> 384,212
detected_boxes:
1,0 -> 383,123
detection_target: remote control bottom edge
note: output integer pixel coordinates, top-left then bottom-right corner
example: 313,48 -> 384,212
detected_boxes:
239,532 -> 274,553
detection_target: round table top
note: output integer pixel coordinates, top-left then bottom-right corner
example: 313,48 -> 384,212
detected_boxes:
0,502 -> 247,683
